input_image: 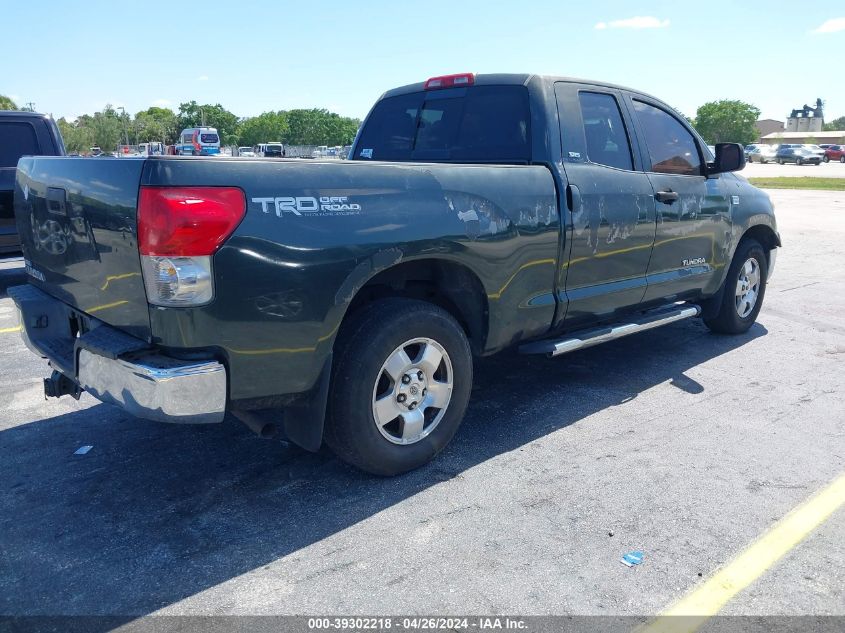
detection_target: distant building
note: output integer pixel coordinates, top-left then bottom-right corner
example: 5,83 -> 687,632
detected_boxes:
761,130 -> 845,145
755,119 -> 784,141
785,98 -> 824,133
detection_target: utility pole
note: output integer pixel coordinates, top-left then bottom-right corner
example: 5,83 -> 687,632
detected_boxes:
200,107 -> 205,126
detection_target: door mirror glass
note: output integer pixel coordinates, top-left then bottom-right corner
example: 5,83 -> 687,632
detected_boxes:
709,143 -> 745,174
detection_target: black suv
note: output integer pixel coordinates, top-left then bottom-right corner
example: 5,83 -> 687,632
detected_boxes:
1,112 -> 66,255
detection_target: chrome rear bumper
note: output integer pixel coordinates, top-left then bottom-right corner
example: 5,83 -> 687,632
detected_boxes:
78,349 -> 226,424
9,284 -> 226,424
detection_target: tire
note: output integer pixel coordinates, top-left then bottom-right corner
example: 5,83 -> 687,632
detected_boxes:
823,156 -> 829,163
325,298 -> 473,476
796,158 -> 803,166
840,156 -> 845,163
704,239 -> 768,335
776,158 -> 783,165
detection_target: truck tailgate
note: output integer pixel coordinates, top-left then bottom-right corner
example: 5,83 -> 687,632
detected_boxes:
14,157 -> 151,341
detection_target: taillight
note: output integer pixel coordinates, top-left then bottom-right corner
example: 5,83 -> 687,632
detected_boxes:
138,186 -> 245,307
424,73 -> 475,90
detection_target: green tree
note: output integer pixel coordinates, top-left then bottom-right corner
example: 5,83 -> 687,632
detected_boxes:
238,111 -> 289,146
823,116 -> 845,131
285,109 -> 361,145
693,100 -> 761,145
81,105 -> 125,152
177,101 -> 240,144
0,94 -> 18,110
57,117 -> 96,154
134,106 -> 179,144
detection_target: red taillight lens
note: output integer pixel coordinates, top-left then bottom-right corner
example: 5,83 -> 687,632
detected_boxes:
138,186 -> 245,256
424,73 -> 475,90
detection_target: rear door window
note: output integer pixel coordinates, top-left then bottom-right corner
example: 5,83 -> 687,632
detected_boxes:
0,122 -> 40,168
577,92 -> 633,171
632,100 -> 702,176
354,85 -> 530,163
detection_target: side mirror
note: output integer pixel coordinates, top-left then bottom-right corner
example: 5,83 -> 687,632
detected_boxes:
708,142 -> 746,175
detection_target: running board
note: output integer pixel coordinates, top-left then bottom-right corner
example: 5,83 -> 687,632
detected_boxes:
519,303 -> 701,357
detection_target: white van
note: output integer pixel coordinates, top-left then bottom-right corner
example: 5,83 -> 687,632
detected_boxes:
176,127 -> 221,156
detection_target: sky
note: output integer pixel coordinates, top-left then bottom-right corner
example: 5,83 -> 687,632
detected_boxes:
2,1 -> 844,124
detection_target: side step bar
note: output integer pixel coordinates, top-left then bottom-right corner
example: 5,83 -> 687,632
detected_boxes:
519,303 -> 701,357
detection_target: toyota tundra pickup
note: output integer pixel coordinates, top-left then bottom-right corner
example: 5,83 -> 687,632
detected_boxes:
10,73 -> 780,475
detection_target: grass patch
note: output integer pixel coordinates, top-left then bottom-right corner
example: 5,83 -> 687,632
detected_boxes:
748,177 -> 845,191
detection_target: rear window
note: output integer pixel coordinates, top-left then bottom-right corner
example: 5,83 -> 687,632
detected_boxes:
0,122 -> 40,168
200,133 -> 219,144
354,85 -> 531,163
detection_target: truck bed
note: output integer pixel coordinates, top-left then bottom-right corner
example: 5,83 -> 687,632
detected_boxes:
15,156 -> 559,402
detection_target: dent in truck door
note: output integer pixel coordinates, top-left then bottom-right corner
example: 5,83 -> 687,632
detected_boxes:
626,96 -> 731,302
552,83 -> 656,327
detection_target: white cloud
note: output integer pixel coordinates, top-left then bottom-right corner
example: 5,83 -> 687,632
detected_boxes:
152,98 -> 171,107
812,17 -> 845,33
197,75 -> 209,81
595,16 -> 670,30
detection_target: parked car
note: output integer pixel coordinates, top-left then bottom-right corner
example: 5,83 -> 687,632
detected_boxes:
801,144 -> 826,159
0,111 -> 66,256
748,145 -> 778,163
744,144 -> 761,160
237,146 -> 256,157
10,73 -> 779,475
257,143 -> 284,158
822,145 -> 845,163
775,147 -> 821,165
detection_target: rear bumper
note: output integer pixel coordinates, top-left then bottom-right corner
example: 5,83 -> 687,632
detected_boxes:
9,284 -> 226,424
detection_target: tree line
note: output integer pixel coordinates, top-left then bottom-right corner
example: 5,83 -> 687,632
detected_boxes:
0,97 -> 361,153
3,93 -> 844,152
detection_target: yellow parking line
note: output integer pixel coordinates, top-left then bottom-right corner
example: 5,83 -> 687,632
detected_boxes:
0,325 -> 22,334
639,472 -> 845,633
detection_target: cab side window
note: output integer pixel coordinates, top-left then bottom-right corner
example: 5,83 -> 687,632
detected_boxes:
632,100 -> 702,176
577,92 -> 633,171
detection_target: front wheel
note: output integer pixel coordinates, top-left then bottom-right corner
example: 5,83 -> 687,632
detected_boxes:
704,239 -> 768,334
796,158 -> 803,166
823,155 -> 830,163
840,156 -> 845,163
776,158 -> 783,165
325,298 -> 473,476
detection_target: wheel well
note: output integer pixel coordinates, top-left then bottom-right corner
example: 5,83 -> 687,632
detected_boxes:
740,224 -> 780,266
345,260 -> 489,355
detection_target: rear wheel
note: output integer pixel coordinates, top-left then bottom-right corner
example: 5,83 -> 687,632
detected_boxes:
840,156 -> 845,163
823,155 -> 830,163
325,298 -> 473,476
776,158 -> 783,165
704,239 -> 768,335
796,157 -> 803,166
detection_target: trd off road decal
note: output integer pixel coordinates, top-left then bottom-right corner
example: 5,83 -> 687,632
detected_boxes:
251,196 -> 363,217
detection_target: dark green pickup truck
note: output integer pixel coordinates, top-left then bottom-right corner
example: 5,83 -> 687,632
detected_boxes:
10,73 -> 779,475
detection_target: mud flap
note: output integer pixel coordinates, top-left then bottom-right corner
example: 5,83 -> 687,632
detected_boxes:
283,353 -> 333,452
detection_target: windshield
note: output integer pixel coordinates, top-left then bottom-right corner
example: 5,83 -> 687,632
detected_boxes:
354,85 -> 531,163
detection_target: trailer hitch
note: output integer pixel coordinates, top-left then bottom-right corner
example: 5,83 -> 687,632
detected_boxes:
44,370 -> 81,400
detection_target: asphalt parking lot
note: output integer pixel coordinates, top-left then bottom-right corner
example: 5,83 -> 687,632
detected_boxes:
0,189 -> 843,621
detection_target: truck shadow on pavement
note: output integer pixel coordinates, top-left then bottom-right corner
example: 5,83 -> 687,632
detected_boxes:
0,318 -> 766,621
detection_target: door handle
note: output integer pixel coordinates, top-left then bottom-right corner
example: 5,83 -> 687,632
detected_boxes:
655,190 -> 679,205
566,184 -> 581,212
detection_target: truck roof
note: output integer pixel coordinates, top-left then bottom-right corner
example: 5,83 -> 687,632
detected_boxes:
0,111 -> 51,119
380,73 -> 661,103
